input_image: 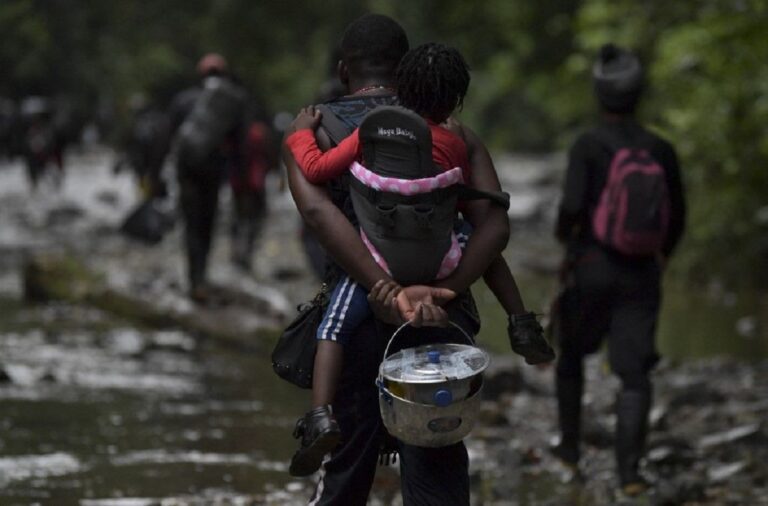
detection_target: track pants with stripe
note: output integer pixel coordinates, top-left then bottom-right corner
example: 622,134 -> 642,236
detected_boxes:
316,275 -> 369,345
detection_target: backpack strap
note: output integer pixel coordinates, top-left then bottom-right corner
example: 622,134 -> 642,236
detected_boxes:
350,177 -> 510,210
315,104 -> 353,146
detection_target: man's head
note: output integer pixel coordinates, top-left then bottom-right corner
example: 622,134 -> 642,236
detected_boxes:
592,44 -> 644,115
197,53 -> 228,78
339,14 -> 409,88
396,43 -> 470,124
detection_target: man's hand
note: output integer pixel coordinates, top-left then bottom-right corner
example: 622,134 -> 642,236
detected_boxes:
368,281 -> 457,327
367,280 -> 404,325
400,285 -> 456,309
408,302 -> 450,328
398,285 -> 456,327
290,105 -> 322,133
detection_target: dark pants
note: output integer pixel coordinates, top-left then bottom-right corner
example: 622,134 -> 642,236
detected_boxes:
178,166 -> 223,290
230,188 -> 266,269
309,315 -> 472,505
556,246 -> 661,388
554,245 -> 661,465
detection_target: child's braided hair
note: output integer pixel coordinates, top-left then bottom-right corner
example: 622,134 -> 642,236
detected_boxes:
396,42 -> 471,124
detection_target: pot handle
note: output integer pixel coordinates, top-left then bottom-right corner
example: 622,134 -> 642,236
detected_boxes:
382,320 -> 476,361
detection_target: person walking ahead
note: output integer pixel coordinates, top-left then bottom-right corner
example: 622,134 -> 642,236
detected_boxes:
169,53 -> 248,302
552,44 -> 686,496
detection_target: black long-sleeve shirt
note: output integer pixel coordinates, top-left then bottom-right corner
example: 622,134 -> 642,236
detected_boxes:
555,118 -> 686,258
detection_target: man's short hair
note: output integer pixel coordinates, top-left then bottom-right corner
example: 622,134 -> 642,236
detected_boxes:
340,14 -> 409,79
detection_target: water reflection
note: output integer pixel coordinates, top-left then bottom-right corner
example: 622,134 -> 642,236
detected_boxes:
0,303 -> 310,503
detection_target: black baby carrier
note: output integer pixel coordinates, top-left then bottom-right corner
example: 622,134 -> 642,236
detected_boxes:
349,106 -> 509,285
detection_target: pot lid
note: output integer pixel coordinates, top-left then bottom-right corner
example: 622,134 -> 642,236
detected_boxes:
380,343 -> 490,383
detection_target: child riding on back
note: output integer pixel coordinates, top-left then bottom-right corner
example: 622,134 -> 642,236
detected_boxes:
284,42 -> 555,477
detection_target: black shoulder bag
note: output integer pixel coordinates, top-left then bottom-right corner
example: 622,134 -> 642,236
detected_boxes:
271,283 -> 329,389
271,105 -> 352,388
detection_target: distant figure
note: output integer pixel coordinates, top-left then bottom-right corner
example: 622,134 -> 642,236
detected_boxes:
0,97 -> 16,161
229,105 -> 278,271
552,44 -> 686,495
168,53 -> 248,302
115,93 -> 170,198
19,96 -> 65,190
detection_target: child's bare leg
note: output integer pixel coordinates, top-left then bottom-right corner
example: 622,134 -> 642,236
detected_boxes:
312,339 -> 344,407
483,255 -> 526,315
290,338 -> 343,477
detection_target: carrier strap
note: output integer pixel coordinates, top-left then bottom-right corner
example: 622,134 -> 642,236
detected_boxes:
456,186 -> 511,210
351,178 -> 510,210
315,104 -> 353,147
350,177 -> 456,206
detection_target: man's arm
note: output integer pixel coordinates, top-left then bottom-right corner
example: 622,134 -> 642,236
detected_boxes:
282,133 -> 391,291
661,143 -> 686,259
555,136 -> 589,243
434,124 -> 510,294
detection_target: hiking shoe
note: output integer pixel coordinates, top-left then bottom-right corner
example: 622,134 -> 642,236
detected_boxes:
289,405 -> 341,477
550,440 -> 579,468
508,312 -> 556,365
550,441 -> 583,483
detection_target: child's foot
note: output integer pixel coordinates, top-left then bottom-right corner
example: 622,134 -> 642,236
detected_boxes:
508,312 -> 556,364
289,405 -> 341,477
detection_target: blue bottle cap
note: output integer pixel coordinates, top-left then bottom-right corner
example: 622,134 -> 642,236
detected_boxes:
427,350 -> 441,364
433,389 -> 453,407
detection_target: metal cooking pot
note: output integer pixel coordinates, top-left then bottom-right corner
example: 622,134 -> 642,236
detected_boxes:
377,321 -> 490,448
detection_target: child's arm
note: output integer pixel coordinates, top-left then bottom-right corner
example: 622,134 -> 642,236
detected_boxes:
438,118 -> 525,315
285,106 -> 360,184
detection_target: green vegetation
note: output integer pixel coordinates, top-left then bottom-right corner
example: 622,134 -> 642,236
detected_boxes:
1,0 -> 766,286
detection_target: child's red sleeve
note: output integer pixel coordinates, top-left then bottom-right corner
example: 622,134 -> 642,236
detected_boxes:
285,129 -> 361,184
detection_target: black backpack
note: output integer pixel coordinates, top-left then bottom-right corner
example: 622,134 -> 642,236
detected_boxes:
176,76 -> 247,168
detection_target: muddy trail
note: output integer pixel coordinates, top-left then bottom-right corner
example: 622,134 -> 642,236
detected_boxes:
0,149 -> 766,505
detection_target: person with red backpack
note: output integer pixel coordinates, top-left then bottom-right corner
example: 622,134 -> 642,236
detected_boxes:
552,44 -> 686,496
229,105 -> 278,272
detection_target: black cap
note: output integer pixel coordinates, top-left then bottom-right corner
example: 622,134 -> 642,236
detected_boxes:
592,44 -> 644,113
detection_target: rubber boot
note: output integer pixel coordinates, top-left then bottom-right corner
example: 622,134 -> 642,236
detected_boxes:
551,375 -> 582,467
615,389 -> 651,496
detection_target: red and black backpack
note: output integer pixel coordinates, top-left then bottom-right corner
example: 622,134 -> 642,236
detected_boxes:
591,136 -> 670,256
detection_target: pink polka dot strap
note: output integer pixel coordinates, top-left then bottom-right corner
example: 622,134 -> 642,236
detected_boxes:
350,161 -> 464,195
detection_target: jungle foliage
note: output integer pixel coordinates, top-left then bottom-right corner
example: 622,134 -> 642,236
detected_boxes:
1,0 -> 766,285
